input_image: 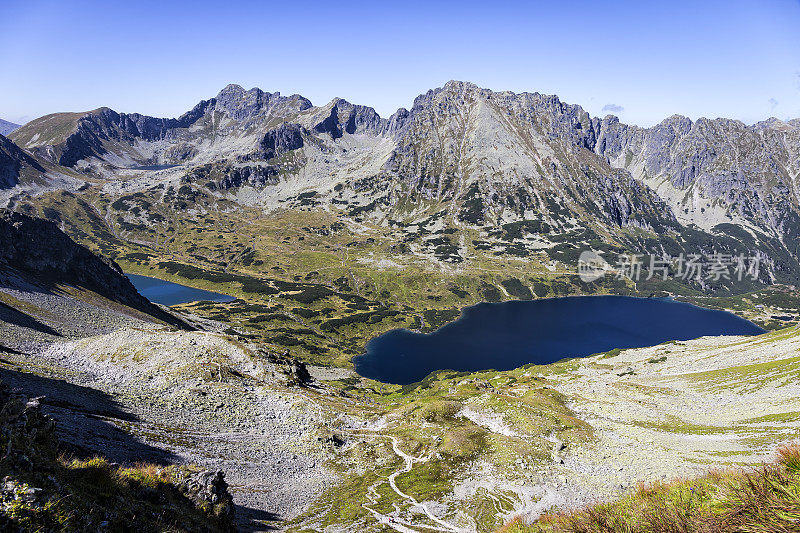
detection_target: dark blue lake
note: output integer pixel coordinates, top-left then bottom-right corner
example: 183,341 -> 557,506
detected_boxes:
353,296 -> 764,385
126,273 -> 235,306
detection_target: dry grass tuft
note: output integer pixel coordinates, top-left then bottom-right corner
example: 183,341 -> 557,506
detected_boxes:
501,443 -> 800,533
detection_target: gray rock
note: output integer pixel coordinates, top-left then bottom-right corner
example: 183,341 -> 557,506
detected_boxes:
0,119 -> 20,137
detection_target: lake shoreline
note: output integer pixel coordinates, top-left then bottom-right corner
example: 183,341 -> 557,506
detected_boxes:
125,273 -> 236,306
354,295 -> 765,385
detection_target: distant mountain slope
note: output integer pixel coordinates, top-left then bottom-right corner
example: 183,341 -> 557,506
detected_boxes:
10,81 -> 800,288
5,82 -> 681,235
381,81 -> 679,232
0,118 -> 21,136
0,133 -> 82,197
8,86 -> 314,168
0,133 -> 46,188
0,209 -> 189,345
594,114 -> 800,240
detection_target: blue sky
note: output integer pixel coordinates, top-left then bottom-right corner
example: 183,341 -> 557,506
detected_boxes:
1,0 -> 799,126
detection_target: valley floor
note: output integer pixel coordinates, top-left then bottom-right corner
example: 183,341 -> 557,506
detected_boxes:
2,312 -> 798,531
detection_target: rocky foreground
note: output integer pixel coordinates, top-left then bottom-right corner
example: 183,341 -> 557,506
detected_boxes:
1,326 -> 339,531
2,318 -> 798,531
0,374 -> 236,531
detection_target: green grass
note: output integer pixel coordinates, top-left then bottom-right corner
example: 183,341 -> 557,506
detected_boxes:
683,354 -> 800,388
599,348 -> 623,359
394,460 -> 456,501
0,375 -> 234,532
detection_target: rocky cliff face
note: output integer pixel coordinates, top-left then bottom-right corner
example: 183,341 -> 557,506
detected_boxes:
381,81 -> 676,232
0,209 -> 187,327
590,113 -> 800,284
593,114 -> 800,237
306,97 -> 389,138
260,122 -> 307,159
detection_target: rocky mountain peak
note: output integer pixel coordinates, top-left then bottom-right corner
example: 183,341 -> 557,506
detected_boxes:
410,80 -> 486,111
386,107 -> 411,136
658,114 -> 694,132
213,84 -> 312,121
441,80 -> 481,93
754,117 -> 798,132
303,97 -> 387,138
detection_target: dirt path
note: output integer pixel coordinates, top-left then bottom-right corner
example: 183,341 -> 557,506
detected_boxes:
354,431 -> 471,533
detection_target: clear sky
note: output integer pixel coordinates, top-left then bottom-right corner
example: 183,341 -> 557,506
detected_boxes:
1,0 -> 799,127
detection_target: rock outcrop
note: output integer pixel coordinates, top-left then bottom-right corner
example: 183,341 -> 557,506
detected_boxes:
260,122 -> 306,159
174,469 -> 235,526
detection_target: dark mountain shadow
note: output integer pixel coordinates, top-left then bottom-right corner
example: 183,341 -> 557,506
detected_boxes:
0,300 -> 61,336
235,506 -> 281,531
0,270 -> 192,332
0,367 -> 177,465
0,344 -> 22,355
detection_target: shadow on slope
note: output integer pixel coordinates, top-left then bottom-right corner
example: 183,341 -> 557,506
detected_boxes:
0,300 -> 61,336
0,366 -> 178,465
0,209 -> 193,331
236,507 -> 281,531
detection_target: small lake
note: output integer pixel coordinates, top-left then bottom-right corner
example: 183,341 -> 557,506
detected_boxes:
353,296 -> 764,385
126,273 -> 235,306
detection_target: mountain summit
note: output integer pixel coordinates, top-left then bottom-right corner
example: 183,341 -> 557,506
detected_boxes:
6,81 -> 800,288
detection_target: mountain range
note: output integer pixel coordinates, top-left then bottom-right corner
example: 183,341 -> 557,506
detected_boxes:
4,81 -> 800,291
2,82 -> 800,532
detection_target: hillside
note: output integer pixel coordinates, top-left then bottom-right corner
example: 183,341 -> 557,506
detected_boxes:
0,134 -> 45,189
0,118 -> 20,136
0,133 -> 82,204
502,444 -> 800,532
0,209 -> 188,350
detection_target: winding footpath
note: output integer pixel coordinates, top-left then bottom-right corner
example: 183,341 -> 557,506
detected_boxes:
359,433 -> 471,533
